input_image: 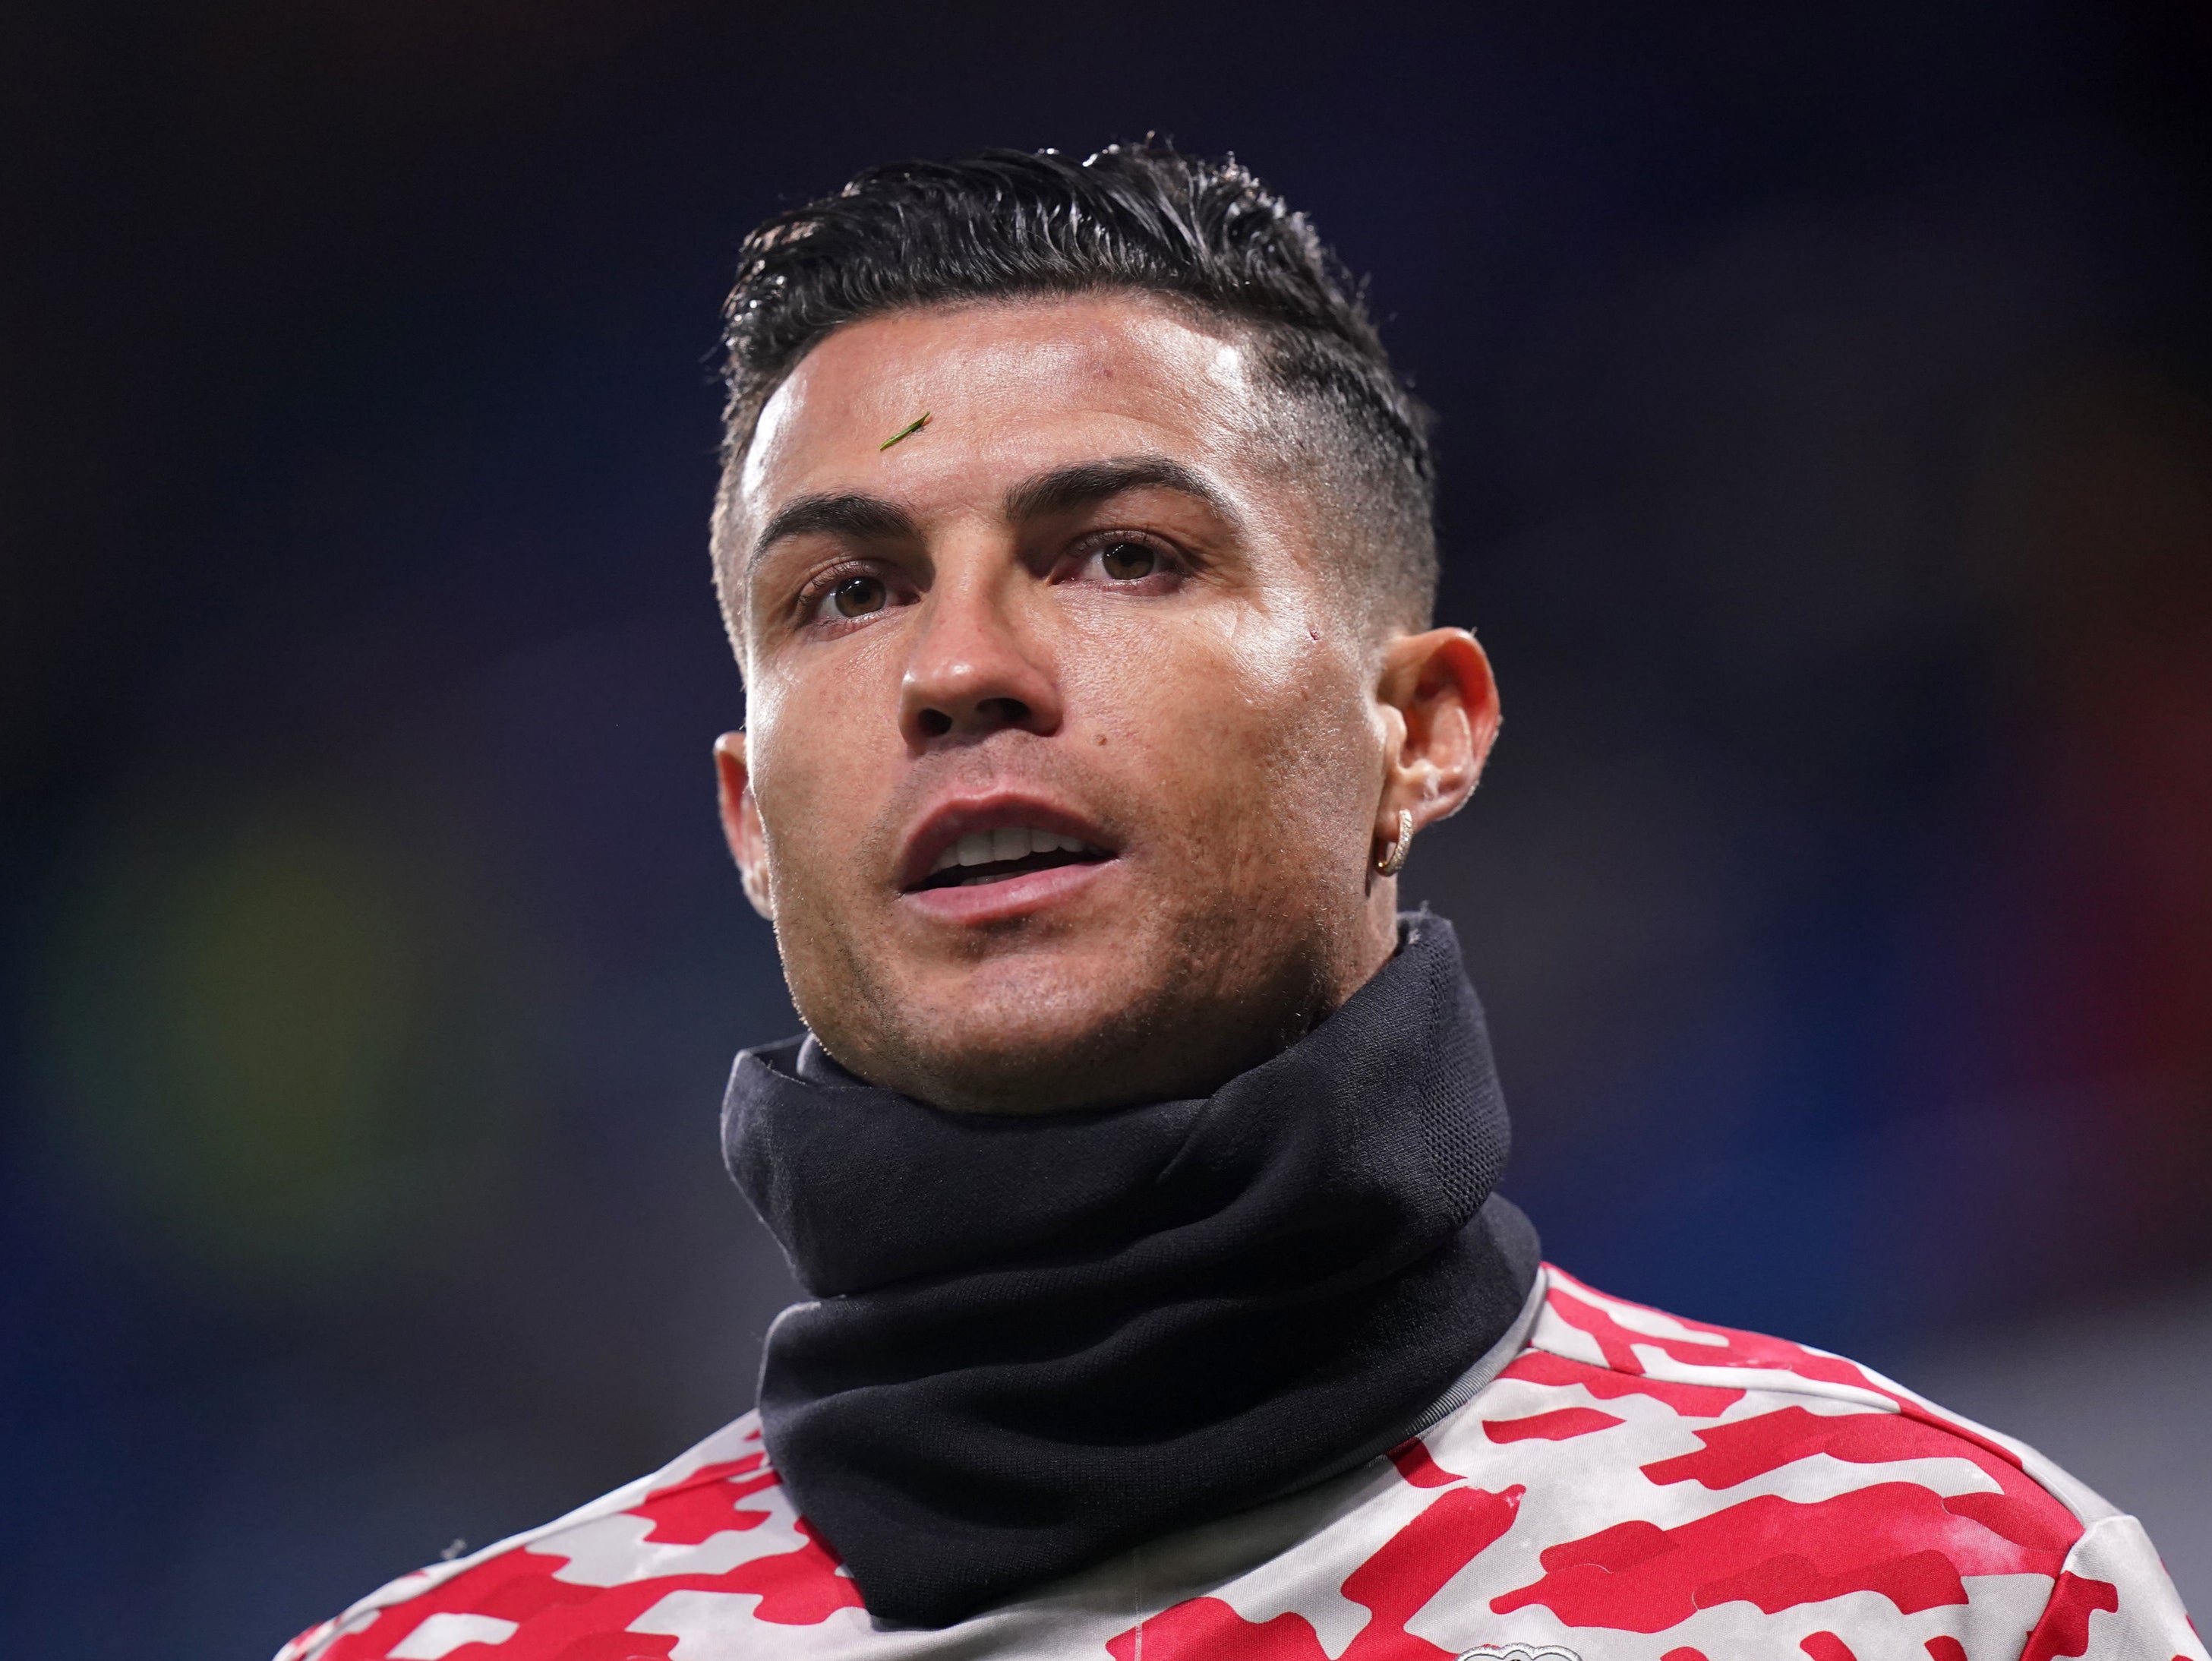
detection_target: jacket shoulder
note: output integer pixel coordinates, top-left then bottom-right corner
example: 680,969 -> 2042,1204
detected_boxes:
1525,1263 -> 2118,1522
273,1413 -> 864,1661
1425,1265 -> 2204,1659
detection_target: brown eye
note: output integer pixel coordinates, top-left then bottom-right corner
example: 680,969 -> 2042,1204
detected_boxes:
830,575 -> 887,617
1099,541 -> 1157,580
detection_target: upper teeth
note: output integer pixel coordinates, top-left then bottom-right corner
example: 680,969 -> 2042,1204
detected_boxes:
929,826 -> 1097,875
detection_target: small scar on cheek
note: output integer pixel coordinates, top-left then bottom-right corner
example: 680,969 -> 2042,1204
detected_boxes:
1095,734 -> 1108,745
879,412 -> 930,450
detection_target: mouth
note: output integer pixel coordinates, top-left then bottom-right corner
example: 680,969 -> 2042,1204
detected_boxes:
907,824 -> 1113,891
896,797 -> 1121,923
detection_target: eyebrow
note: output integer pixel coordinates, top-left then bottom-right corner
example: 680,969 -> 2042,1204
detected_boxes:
746,454 -> 1234,576
1002,455 -> 1235,525
749,493 -> 921,571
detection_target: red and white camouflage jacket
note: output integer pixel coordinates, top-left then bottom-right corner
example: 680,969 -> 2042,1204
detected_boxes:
279,1265 -> 2203,1661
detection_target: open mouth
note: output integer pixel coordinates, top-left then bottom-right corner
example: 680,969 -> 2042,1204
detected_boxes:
910,826 -> 1112,890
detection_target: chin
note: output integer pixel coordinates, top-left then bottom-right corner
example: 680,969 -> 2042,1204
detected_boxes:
797,898 -> 1313,1111
898,992 -> 1153,1115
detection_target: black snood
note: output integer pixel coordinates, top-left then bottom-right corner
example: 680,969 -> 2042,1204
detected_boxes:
722,911 -> 1538,1628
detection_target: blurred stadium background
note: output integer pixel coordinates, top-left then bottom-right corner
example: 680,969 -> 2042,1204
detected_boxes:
4,2 -> 2208,1651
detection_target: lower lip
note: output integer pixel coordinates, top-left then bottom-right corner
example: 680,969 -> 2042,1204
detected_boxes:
899,857 -> 1115,924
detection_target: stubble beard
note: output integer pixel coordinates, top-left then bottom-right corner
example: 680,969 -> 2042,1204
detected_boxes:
782,828 -> 1377,1116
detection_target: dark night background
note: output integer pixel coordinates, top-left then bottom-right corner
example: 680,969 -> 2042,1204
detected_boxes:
5,2 -> 2210,1652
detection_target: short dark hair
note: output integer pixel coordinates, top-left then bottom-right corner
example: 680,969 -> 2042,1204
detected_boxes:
712,143 -> 1437,635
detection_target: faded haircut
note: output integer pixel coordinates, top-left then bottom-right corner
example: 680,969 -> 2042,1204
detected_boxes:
712,142 -> 1437,639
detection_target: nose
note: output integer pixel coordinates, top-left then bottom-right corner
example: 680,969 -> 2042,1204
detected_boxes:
898,567 -> 1062,747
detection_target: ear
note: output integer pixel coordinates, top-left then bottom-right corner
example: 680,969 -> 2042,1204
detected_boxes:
714,731 -> 775,920
1373,628 -> 1501,849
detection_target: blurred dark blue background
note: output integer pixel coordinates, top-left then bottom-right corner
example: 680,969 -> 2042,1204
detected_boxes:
5,2 -> 2210,1651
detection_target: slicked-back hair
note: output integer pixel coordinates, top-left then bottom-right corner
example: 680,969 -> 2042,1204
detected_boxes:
712,144 -> 1439,641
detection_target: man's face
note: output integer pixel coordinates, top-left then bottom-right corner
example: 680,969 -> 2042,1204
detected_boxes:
720,295 -> 1441,1113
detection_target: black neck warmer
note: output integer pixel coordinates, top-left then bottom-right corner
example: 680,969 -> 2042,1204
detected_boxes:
722,912 -> 1538,1630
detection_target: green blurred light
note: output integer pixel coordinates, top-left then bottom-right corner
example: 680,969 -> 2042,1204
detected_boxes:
41,786 -> 535,1290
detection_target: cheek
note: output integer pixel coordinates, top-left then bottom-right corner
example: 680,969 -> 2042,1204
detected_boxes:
743,664 -> 899,892
1069,605 -> 1371,842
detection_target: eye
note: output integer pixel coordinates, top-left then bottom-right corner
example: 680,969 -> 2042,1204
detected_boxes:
1097,540 -> 1159,581
827,574 -> 887,618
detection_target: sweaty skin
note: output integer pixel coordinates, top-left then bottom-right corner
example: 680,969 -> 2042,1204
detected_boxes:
714,293 -> 1500,1114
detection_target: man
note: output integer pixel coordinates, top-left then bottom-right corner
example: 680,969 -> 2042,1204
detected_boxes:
282,145 -> 2201,1661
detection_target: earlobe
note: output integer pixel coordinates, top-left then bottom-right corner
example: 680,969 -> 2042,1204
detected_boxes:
714,731 -> 775,920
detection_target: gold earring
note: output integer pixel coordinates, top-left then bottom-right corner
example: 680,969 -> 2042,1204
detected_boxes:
1376,808 -> 1413,876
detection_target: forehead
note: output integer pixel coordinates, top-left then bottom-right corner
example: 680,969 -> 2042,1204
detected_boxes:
734,295 -> 1276,529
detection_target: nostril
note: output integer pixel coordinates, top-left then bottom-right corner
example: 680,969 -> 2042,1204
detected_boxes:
917,708 -> 954,738
979,697 -> 1031,727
